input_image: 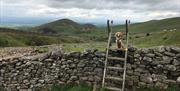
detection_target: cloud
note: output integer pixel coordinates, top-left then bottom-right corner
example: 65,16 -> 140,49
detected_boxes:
0,0 -> 180,24
46,0 -> 180,12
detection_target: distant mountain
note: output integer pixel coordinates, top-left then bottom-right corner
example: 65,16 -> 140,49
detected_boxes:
33,19 -> 97,34
113,17 -> 180,33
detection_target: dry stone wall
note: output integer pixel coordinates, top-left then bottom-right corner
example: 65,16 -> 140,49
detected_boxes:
0,46 -> 180,90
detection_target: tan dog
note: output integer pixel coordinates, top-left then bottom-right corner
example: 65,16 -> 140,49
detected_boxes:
115,32 -> 124,49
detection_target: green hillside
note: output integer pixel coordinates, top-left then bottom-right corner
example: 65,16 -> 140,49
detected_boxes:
113,17 -> 180,33
44,29 -> 180,52
129,30 -> 180,47
33,19 -> 97,35
0,28 -> 84,47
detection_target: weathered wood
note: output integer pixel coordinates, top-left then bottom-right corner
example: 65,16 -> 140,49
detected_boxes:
105,76 -> 123,81
108,57 -> 125,61
102,20 -> 113,87
105,86 -> 122,91
107,66 -> 124,70
122,20 -> 130,91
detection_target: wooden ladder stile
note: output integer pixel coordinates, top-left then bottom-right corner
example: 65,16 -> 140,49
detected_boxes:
102,19 -> 130,91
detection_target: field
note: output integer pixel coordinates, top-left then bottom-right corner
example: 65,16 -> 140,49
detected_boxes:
0,28 -> 85,47
60,30 -> 180,52
129,30 -> 180,47
1,29 -> 179,52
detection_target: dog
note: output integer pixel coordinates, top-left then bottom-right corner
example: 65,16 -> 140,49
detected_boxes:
115,32 -> 125,49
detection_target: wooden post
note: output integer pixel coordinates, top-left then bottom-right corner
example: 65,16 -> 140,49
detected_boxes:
125,20 -> 128,40
102,20 -> 113,87
122,19 -> 130,91
107,20 -> 110,37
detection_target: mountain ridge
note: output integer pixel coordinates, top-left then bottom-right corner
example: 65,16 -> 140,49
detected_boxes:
33,18 -> 97,34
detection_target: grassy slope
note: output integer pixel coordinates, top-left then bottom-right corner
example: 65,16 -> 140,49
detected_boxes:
129,30 -> 180,47
112,17 -> 180,33
0,28 -> 85,47
61,30 -> 180,52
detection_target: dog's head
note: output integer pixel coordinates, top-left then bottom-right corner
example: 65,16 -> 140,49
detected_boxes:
115,32 -> 123,39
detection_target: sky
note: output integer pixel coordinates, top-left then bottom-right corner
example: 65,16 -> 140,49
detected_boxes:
0,0 -> 180,25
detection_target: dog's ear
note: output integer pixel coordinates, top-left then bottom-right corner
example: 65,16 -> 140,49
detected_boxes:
122,32 -> 126,35
115,32 -> 118,37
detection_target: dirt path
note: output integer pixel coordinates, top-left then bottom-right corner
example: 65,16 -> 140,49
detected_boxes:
0,46 -> 40,60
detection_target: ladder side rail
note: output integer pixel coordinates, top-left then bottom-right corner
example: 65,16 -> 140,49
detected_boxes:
102,20 -> 113,87
107,20 -> 110,37
122,20 -> 130,91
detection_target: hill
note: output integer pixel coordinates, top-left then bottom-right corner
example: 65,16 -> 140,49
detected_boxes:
113,17 -> 180,33
33,19 -> 97,34
0,28 -> 84,47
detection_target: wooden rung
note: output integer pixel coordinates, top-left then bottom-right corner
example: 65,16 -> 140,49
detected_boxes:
105,86 -> 122,91
108,57 -> 125,61
109,48 -> 128,52
107,66 -> 124,70
105,76 -> 123,81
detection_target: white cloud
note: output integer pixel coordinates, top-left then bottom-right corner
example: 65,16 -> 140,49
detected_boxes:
0,0 -> 180,24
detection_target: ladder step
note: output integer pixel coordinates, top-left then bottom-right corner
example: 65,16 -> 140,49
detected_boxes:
105,86 -> 122,91
107,66 -> 124,70
108,57 -> 125,61
105,76 -> 123,81
109,48 -> 127,51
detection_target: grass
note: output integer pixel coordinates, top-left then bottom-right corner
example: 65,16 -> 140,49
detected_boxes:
60,30 -> 180,52
1,29 -> 179,52
0,32 -> 84,47
112,17 -> 180,33
34,84 -> 93,91
33,84 -> 180,91
136,86 -> 180,91
129,30 -> 180,47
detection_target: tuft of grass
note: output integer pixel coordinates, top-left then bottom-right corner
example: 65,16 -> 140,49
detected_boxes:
136,85 -> 180,91
34,84 -> 92,91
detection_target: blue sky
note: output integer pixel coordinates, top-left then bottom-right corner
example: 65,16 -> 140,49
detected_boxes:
0,0 -> 180,25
